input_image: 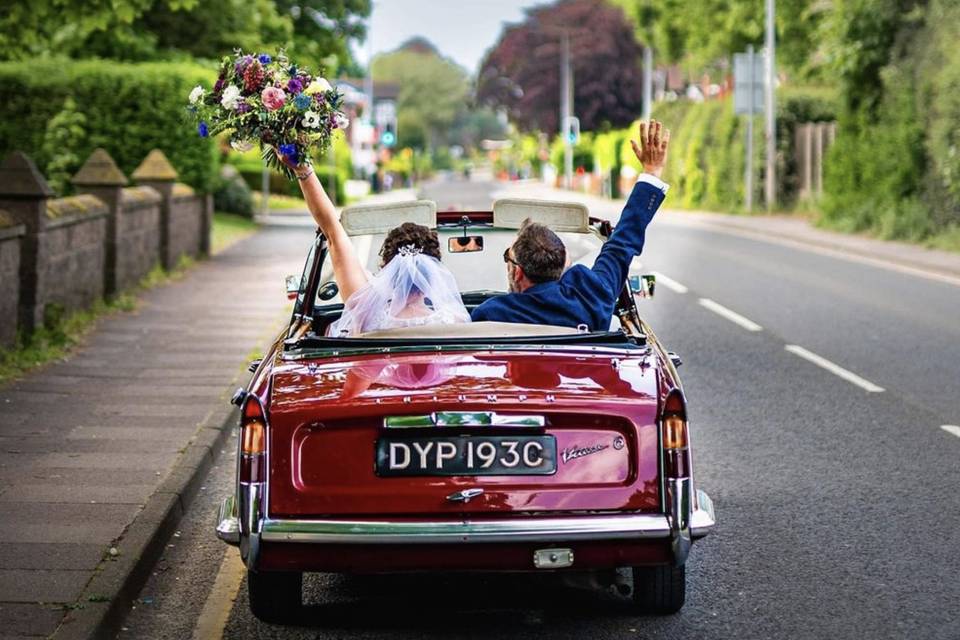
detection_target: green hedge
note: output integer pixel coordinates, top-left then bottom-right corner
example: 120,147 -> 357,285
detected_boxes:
0,59 -> 218,193
237,165 -> 345,205
584,90 -> 835,212
821,0 -> 960,244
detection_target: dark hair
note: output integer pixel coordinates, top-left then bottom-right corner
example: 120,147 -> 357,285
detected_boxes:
379,222 -> 441,266
512,218 -> 565,283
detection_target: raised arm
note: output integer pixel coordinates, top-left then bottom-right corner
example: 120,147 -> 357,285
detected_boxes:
281,154 -> 368,302
590,120 -> 670,295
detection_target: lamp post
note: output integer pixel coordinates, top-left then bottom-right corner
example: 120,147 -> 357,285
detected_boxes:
764,0 -> 776,210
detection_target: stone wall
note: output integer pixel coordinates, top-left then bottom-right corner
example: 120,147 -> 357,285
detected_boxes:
0,212 -> 24,348
167,183 -> 204,266
116,186 -> 161,292
39,195 -> 108,318
0,148 -> 212,348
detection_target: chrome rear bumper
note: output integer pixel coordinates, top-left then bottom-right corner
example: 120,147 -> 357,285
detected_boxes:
217,490 -> 715,548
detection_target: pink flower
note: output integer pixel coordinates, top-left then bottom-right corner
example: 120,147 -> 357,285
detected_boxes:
261,86 -> 287,111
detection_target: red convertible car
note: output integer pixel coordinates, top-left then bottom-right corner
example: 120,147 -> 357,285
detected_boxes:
216,199 -> 715,623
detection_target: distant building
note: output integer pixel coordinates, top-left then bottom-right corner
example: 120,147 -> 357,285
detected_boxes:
335,78 -> 400,176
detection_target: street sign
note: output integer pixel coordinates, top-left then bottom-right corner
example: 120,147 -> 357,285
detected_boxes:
733,51 -> 764,115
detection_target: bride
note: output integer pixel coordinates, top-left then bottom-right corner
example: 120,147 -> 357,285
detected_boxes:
280,152 -> 470,337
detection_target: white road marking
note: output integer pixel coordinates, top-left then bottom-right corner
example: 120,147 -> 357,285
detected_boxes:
191,548 -> 246,640
651,271 -> 689,294
698,298 -> 763,332
941,425 -> 960,439
784,345 -> 885,393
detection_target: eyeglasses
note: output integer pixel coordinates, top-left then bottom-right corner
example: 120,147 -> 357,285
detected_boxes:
503,247 -> 521,267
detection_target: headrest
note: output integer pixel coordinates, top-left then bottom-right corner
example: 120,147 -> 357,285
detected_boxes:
341,199 -> 437,236
492,198 -> 590,233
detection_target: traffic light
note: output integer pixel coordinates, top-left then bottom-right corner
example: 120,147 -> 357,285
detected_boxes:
563,116 -> 580,144
380,121 -> 397,147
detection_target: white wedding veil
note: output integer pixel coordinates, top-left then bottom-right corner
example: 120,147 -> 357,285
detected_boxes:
327,245 -> 471,337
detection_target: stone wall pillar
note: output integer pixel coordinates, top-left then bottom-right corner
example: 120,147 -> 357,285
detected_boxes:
132,150 -> 178,270
0,152 -> 54,333
71,148 -> 128,296
200,192 -> 213,257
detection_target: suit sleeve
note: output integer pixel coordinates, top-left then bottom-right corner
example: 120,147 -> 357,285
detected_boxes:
588,179 -> 666,302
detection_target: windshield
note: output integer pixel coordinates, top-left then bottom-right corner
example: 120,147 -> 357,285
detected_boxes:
314,225 -> 606,307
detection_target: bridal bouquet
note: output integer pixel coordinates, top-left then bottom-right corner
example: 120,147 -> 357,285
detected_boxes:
187,49 -> 347,179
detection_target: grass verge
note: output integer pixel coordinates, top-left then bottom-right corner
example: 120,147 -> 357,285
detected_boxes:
212,211 -> 259,255
0,258 -> 194,384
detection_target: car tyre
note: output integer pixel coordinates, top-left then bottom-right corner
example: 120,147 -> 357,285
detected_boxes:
248,569 -> 302,624
631,564 -> 685,614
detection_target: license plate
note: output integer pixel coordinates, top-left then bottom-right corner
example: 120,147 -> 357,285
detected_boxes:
376,436 -> 556,476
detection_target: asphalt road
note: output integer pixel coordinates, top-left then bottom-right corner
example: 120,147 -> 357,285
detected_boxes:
119,175 -> 960,640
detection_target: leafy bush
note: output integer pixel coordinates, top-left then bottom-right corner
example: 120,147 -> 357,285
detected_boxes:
40,96 -> 87,197
0,59 -> 218,191
820,0 -> 959,242
213,166 -> 254,218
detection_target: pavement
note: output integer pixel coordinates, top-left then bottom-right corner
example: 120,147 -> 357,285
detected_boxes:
3,175 -> 959,639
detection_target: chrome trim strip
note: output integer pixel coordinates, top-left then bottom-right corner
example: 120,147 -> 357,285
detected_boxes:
384,412 -> 546,428
215,495 -> 240,546
667,477 -> 692,565
259,513 -> 688,544
691,489 -> 716,538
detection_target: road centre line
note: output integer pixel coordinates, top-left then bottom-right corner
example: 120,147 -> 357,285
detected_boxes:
698,298 -> 763,332
651,271 -> 689,294
784,345 -> 885,393
941,425 -> 960,439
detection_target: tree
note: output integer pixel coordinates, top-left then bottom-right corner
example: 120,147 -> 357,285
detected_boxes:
0,1 -> 371,73
609,0 -> 828,77
0,0 -> 195,60
476,0 -> 645,133
274,0 -> 371,75
372,39 -> 471,150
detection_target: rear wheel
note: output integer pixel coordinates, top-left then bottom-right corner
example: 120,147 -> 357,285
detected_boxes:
631,564 -> 685,614
247,570 -> 302,624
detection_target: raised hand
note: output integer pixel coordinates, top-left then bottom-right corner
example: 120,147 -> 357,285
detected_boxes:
630,120 -> 670,179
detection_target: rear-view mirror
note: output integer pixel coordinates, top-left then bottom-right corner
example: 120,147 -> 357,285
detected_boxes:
285,274 -> 300,300
448,235 -> 485,253
630,274 -> 656,299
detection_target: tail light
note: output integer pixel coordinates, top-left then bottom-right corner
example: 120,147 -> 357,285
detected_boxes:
239,396 -> 267,483
661,390 -> 690,479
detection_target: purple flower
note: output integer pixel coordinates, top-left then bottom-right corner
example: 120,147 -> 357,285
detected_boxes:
198,122 -> 209,137
213,78 -> 225,94
258,54 -> 271,64
235,54 -> 254,74
235,100 -> 251,113
286,77 -> 304,94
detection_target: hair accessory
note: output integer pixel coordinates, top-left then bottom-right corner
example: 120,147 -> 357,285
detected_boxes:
397,244 -> 422,257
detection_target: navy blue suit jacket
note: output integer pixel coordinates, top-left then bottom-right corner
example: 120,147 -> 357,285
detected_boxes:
471,179 -> 666,331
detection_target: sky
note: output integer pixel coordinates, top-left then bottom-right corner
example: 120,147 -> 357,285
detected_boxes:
352,0 -> 545,75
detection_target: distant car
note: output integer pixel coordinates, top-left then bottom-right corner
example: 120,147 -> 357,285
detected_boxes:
216,199 -> 716,623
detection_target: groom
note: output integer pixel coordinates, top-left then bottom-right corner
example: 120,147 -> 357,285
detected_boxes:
471,120 -> 670,331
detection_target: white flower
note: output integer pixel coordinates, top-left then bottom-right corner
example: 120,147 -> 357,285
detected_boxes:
305,78 -> 332,95
302,111 -> 321,128
333,112 -> 350,129
230,139 -> 254,152
188,85 -> 205,105
221,85 -> 242,110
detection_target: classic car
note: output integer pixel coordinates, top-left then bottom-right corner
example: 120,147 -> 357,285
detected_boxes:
216,198 -> 716,623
